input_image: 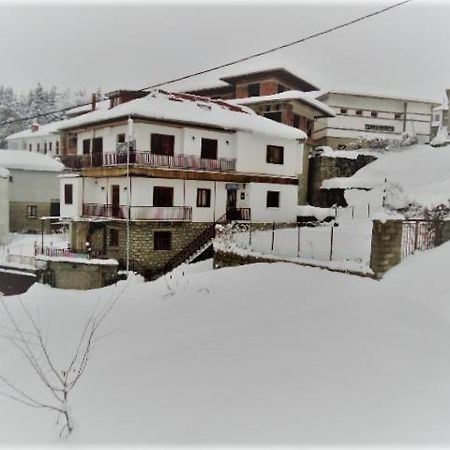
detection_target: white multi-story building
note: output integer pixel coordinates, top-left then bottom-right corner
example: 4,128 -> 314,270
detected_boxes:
313,91 -> 439,148
0,167 -> 9,245
57,89 -> 306,277
5,97 -> 108,157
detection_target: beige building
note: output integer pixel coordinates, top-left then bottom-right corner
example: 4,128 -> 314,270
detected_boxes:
0,150 -> 64,233
313,91 -> 439,148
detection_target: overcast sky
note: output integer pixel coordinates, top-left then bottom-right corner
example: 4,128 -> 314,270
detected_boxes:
0,0 -> 449,103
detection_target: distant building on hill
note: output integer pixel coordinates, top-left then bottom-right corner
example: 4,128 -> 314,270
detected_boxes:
313,91 -> 439,149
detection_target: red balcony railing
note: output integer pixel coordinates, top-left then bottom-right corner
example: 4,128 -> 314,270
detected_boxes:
62,152 -> 236,172
82,204 -> 192,221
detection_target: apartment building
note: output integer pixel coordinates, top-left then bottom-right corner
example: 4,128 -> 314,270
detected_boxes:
58,89 -> 306,278
313,91 -> 439,148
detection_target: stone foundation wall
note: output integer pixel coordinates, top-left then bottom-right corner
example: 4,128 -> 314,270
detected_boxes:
308,154 -> 377,207
70,220 -> 211,275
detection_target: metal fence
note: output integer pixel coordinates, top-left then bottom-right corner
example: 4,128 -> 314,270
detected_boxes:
401,220 -> 436,259
224,220 -> 372,268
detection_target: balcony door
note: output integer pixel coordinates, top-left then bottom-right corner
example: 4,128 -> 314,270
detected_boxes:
111,185 -> 121,218
92,137 -> 103,167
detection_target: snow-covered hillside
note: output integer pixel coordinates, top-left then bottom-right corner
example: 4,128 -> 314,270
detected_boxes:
3,247 -> 450,445
324,144 -> 450,210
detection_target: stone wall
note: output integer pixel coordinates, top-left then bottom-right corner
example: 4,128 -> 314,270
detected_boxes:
70,220 -> 211,276
308,154 -> 377,207
369,220 -> 403,279
214,249 -> 374,278
39,259 -> 118,290
9,201 -> 53,233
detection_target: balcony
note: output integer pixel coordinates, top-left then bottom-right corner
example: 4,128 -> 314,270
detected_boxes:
226,208 -> 251,221
82,204 -> 193,221
61,152 -> 236,172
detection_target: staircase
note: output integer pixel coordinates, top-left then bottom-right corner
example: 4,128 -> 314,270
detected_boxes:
148,220 -> 220,280
147,211 -> 250,280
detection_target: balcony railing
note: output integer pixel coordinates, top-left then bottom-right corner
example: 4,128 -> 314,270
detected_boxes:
61,152 -> 236,172
82,204 -> 193,221
226,208 -> 252,221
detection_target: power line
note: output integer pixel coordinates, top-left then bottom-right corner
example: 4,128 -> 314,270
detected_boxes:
140,0 -> 412,91
0,0 -> 412,129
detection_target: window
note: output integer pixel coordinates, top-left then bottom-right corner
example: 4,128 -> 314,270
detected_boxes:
293,114 -> 300,129
64,184 -> 73,205
37,143 -> 40,152
9,176 -> 13,183
117,133 -> 126,143
154,231 -> 172,250
49,142 -> 52,152
200,138 -> 218,160
356,110 -> 363,116
277,84 -> 286,93
68,137 -> 77,152
365,124 -> 395,132
266,145 -> 284,164
340,108 -> 348,114
264,111 -> 282,123
151,133 -> 175,156
82,139 -> 91,155
248,83 -> 260,97
394,113 -> 402,120
266,191 -> 280,208
44,142 -> 47,154
28,144 -> 32,152
197,188 -> 211,207
371,111 -> 378,118
153,186 -> 173,207
27,205 -> 37,218
109,229 -> 119,247
56,141 -> 60,155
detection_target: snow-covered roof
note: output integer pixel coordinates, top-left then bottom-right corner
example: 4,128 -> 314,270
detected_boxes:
318,89 -> 440,105
229,90 -> 335,117
65,99 -> 109,117
0,149 -> 65,172
5,119 -> 70,141
0,167 -> 9,178
58,90 -> 307,140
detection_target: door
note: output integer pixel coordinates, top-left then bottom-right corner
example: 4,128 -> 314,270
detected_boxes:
111,185 -> 121,218
92,137 -> 103,167
226,189 -> 238,220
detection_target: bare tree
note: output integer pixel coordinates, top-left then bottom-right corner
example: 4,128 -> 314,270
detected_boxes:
0,280 -> 130,438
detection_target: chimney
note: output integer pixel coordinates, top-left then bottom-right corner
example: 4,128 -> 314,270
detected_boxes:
91,93 -> 97,111
31,123 -> 39,132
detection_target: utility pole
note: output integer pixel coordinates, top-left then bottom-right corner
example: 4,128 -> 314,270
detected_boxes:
126,116 -> 133,278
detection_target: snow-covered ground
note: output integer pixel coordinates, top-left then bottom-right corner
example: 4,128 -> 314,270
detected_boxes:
0,232 -> 69,268
3,242 -> 450,445
324,144 -> 450,210
221,218 -> 372,272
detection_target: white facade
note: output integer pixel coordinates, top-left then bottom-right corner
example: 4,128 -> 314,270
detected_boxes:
0,168 -> 9,245
60,174 -> 298,223
6,121 -> 65,157
314,92 -> 438,147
